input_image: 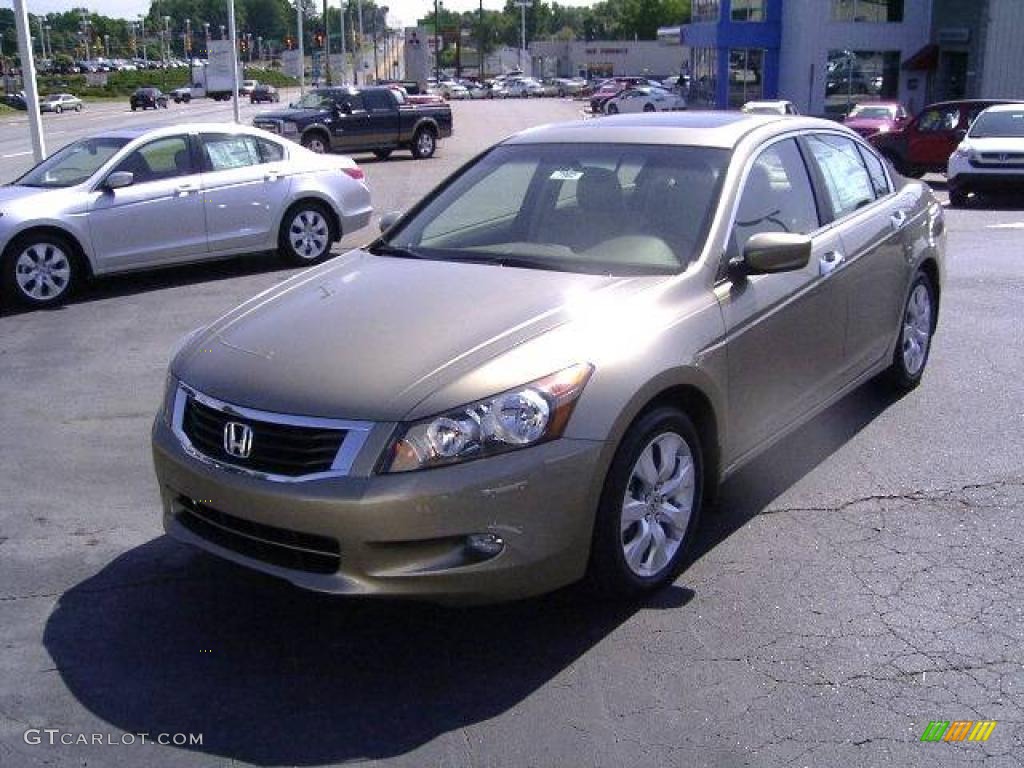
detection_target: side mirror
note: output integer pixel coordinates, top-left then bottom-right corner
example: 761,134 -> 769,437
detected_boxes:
733,233 -> 811,277
954,128 -> 967,142
379,211 -> 402,233
104,171 -> 134,190
338,102 -> 353,116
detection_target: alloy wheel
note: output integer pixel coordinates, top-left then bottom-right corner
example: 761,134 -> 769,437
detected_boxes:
620,431 -> 695,578
902,283 -> 932,376
15,242 -> 72,302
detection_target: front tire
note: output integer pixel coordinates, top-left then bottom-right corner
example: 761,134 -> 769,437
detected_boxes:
588,407 -> 703,598
373,149 -> 393,161
643,103 -> 656,112
884,270 -> 936,391
607,103 -> 619,114
411,128 -> 436,159
2,232 -> 79,309
948,186 -> 969,208
54,105 -> 63,114
278,202 -> 334,266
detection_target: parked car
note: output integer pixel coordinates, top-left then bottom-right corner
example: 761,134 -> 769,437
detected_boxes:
170,86 -> 193,104
870,98 -> 1023,178
947,103 -> 1024,207
554,77 -> 587,97
2,91 -> 27,110
604,87 -> 686,114
252,86 -> 453,160
152,112 -> 944,604
250,84 -> 280,104
39,93 -> 83,113
843,102 -> 910,138
0,124 -> 372,308
504,78 -> 545,98
438,81 -> 469,100
741,99 -> 799,115
240,79 -> 259,96
130,87 -> 169,110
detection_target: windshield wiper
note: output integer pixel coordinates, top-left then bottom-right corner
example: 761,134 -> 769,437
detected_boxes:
446,253 -> 566,272
367,242 -> 426,259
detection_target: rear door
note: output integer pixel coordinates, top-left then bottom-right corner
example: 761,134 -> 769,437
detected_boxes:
802,132 -> 910,378
88,133 -> 207,269
717,137 -> 847,461
199,132 -> 287,253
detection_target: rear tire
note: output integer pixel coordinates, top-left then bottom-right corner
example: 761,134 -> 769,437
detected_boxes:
411,128 -> 436,159
607,103 -> 619,114
2,231 -> 80,309
278,201 -> 335,266
373,149 -> 393,161
302,133 -> 330,154
884,269 -> 937,392
948,186 -> 969,208
587,407 -> 704,599
54,105 -> 63,114
643,103 -> 656,112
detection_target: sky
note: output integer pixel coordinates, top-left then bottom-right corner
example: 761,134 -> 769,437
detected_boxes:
2,0 -> 599,31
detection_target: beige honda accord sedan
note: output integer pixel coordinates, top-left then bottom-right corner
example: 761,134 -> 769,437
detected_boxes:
152,112 -> 945,603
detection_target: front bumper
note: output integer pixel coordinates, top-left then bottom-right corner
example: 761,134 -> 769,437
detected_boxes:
152,418 -> 605,604
948,169 -> 1024,193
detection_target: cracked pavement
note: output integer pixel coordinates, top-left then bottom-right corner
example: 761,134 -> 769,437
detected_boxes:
1,101 -> 1023,767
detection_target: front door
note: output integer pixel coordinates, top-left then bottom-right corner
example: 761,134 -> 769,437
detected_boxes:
330,94 -> 375,150
88,134 -> 207,270
718,138 -> 848,462
906,103 -> 961,170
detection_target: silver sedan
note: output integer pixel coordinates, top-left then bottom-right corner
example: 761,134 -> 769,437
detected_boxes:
0,124 -> 373,308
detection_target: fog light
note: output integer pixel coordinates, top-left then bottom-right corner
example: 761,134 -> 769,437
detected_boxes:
466,533 -> 504,558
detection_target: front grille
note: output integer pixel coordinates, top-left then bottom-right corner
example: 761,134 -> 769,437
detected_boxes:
176,498 -> 341,574
971,152 -> 1024,169
182,395 -> 346,477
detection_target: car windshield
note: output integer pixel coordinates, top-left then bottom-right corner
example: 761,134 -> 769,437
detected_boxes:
13,137 -> 130,188
376,143 -> 729,276
295,90 -> 338,109
969,109 -> 1024,138
849,105 -> 894,119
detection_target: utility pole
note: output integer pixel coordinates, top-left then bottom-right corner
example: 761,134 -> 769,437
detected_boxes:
227,0 -> 240,122
13,0 -> 45,161
297,0 -> 305,95
356,0 -> 363,84
140,16 -> 147,64
478,0 -> 483,78
433,0 -> 439,83
322,0 -> 331,85
338,0 -> 346,84
36,15 -> 45,58
44,24 -> 52,60
515,0 -> 529,72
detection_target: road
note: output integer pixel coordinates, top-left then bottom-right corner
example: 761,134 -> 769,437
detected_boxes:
0,99 -> 1022,768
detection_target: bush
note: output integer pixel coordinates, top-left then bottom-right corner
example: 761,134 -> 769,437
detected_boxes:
35,66 -> 297,99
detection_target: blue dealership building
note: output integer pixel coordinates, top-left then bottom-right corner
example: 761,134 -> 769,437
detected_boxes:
681,0 -> 933,117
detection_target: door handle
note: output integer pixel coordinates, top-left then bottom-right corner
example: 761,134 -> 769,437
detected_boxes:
890,209 -> 908,231
264,170 -> 280,181
175,183 -> 198,196
819,250 -> 844,276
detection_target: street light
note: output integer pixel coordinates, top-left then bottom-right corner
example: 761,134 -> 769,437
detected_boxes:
514,0 -> 530,72
203,21 -> 210,55
104,33 -> 109,58
219,24 -> 226,41
138,14 -> 147,64
162,15 -> 170,62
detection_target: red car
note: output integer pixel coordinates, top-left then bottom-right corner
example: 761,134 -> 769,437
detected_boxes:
843,102 -> 909,138
869,98 -> 1022,177
589,77 -> 655,113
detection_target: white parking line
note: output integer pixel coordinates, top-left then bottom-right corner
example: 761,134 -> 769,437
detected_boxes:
1,150 -> 33,159
985,222 -> 1024,229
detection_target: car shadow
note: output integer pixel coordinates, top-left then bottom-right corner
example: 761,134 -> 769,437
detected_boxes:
43,542 -> 692,764
43,380 -> 899,764
690,378 -> 899,563
964,191 -> 1024,211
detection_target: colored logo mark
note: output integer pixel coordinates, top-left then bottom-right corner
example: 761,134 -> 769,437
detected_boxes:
920,720 -> 997,742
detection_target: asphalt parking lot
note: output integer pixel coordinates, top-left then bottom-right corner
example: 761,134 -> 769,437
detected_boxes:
1,98 -> 1023,767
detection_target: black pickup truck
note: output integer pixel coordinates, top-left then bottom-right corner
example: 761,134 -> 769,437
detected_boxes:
253,85 -> 452,160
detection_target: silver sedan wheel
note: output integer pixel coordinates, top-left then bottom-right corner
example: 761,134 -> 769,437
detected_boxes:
621,431 -> 696,578
15,242 -> 72,301
902,283 -> 932,376
288,209 -> 330,261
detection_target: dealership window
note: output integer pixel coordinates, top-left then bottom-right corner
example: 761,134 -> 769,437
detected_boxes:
831,0 -> 904,22
824,50 -> 900,118
692,0 -> 720,23
689,47 -> 718,108
728,49 -> 764,108
731,0 -> 765,22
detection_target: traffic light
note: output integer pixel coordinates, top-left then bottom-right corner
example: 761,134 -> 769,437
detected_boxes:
284,35 -> 295,50
314,30 -> 325,48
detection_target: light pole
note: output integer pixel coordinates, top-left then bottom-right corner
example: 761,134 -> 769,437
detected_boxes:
357,0 -> 364,84
184,19 -> 191,60
45,24 -> 52,60
104,33 -> 109,58
219,24 -> 226,40
13,0 -> 45,161
36,15 -> 45,58
338,0 -> 346,84
296,0 -> 305,95
257,35 -> 263,65
203,21 -> 210,55
227,0 -> 240,123
139,15 -> 147,64
514,0 -> 529,72
162,16 -> 170,62
433,0 -> 440,83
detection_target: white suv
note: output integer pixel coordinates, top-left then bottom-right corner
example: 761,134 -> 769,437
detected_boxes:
948,103 -> 1024,207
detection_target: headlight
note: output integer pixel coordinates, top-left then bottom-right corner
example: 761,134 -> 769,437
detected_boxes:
382,363 -> 594,473
282,121 -> 298,135
875,124 -> 890,133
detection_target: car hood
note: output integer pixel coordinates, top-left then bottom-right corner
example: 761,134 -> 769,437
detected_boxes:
845,117 -> 891,130
174,250 -> 656,421
963,136 -> 1024,152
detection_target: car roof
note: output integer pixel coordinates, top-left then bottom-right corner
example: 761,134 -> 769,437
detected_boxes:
504,111 -> 824,149
744,100 -> 791,107
91,123 -> 285,142
977,102 -> 1024,113
925,98 -> 1024,109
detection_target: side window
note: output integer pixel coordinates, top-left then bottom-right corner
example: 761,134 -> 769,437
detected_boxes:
362,91 -> 393,111
338,95 -> 364,112
856,144 -> 891,198
804,134 -> 876,218
917,106 -> 959,132
112,135 -> 192,184
729,138 -> 820,260
255,137 -> 286,163
201,133 -> 261,171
